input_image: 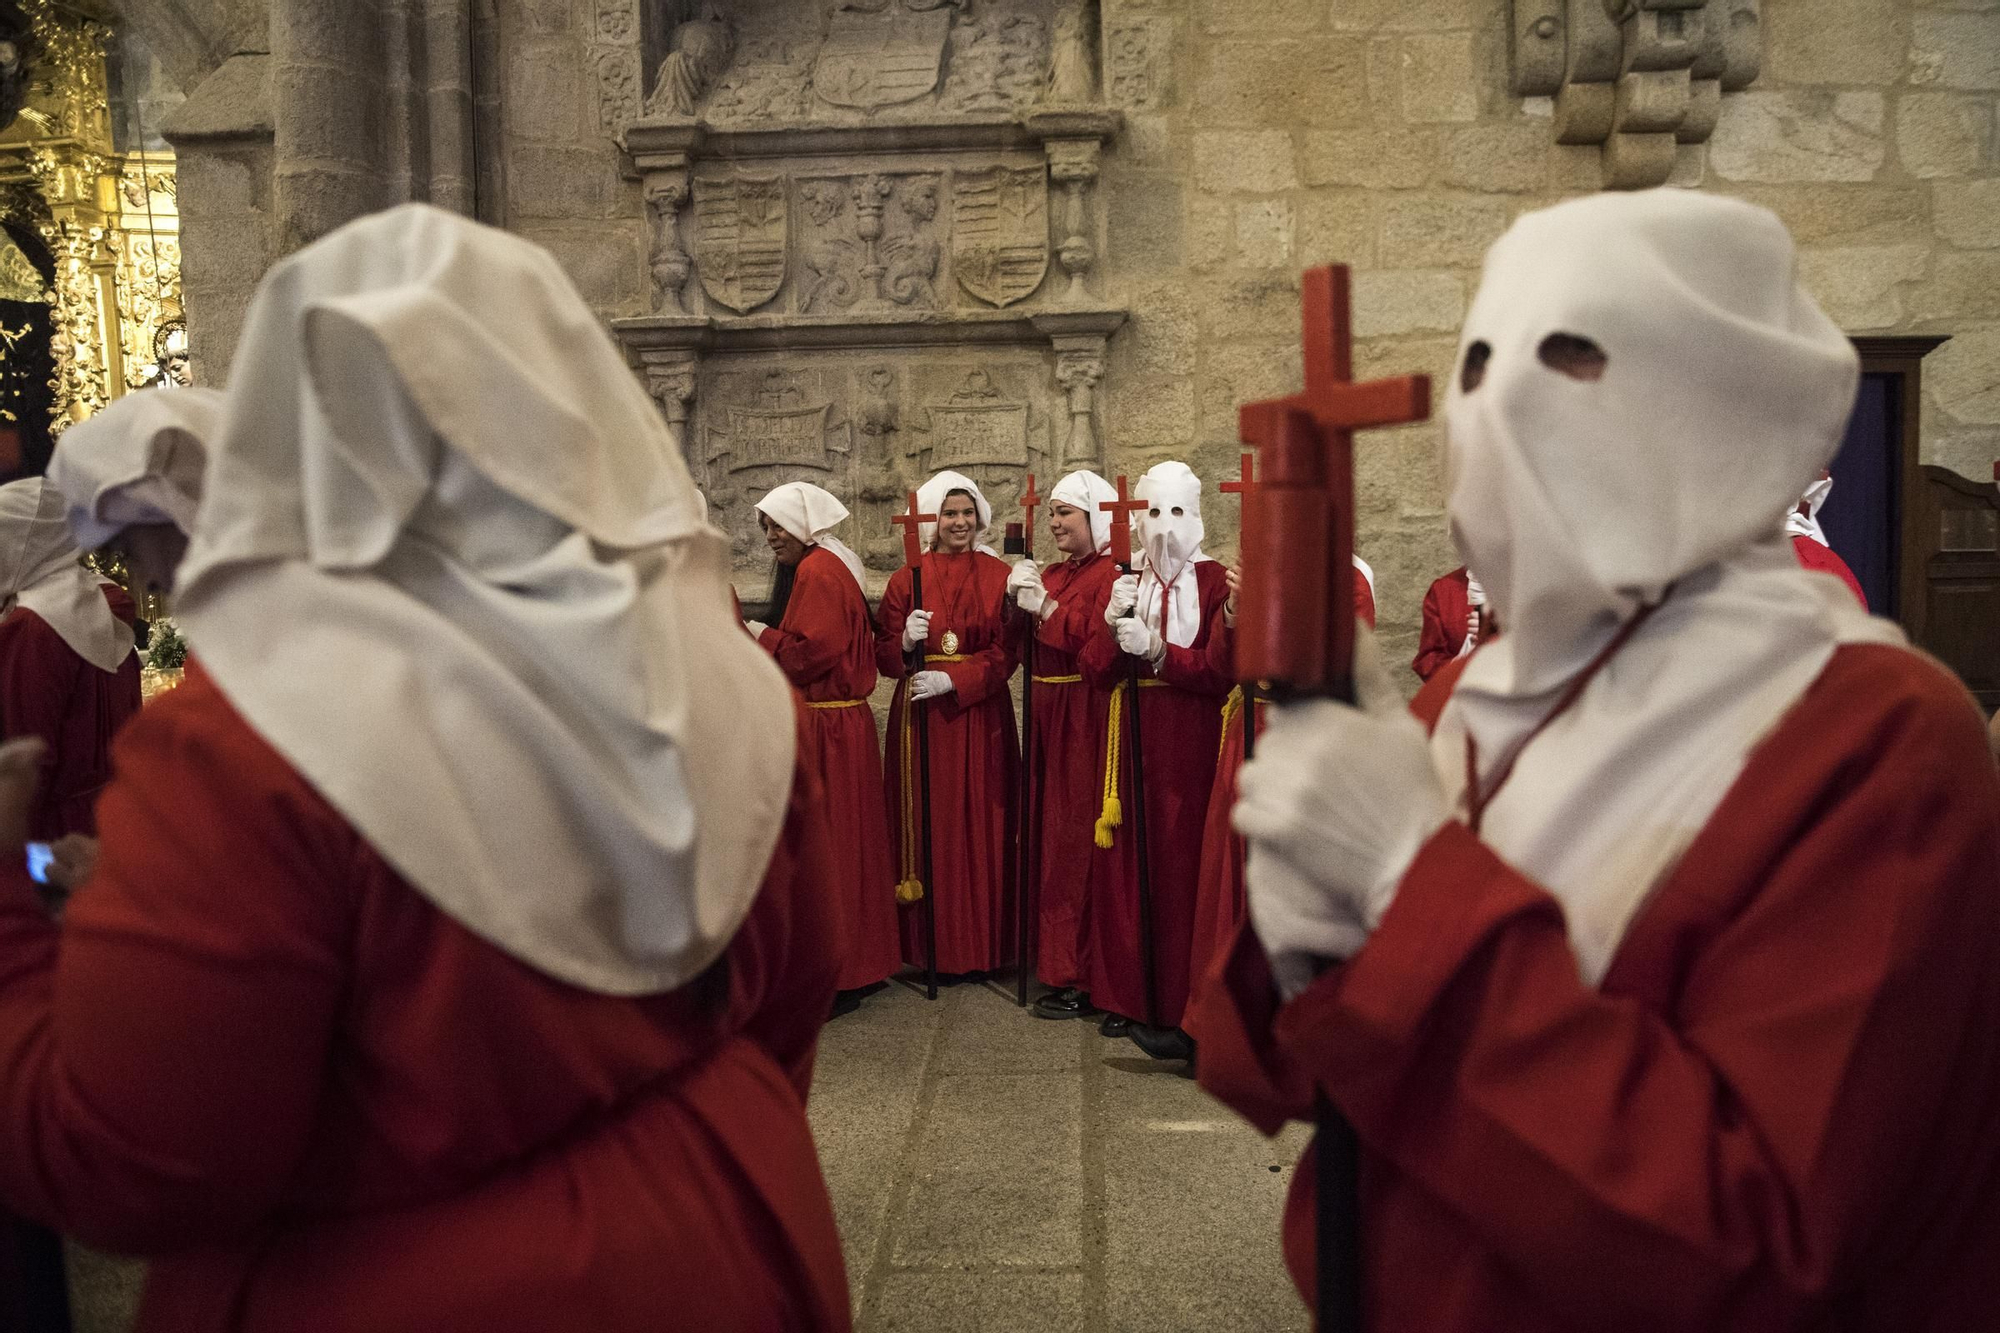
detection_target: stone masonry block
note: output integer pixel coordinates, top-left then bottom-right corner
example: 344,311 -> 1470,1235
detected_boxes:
1329,0 -> 1482,31
1193,130 -> 1300,193
1797,243 -> 1930,330
1765,0 -> 1905,86
1298,191 -> 1379,267
506,39 -> 587,143
1188,197 -> 1235,270
1709,91 -> 1885,183
1439,124 -> 1549,193
1194,40 -> 1369,128
1935,180 -> 2000,248
1197,0 -> 1324,34
1729,184 -> 1927,245
1301,126 -> 1440,188
1199,274 -> 1308,342
508,144 -> 620,219
1236,200 -> 1296,268
1927,327 -> 2000,426
1896,94 -> 1996,179
1908,252 -> 2000,322
1401,34 -> 1478,123
1379,194 -> 1509,267
1912,13 -> 2000,90
1352,269 -> 1464,338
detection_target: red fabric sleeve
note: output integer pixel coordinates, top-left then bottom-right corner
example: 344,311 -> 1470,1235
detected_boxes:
873,566 -> 913,681
0,614 -> 81,841
758,556 -> 846,689
1036,577 -> 1105,657
1077,575 -> 1123,690
0,674 -> 351,1253
1153,566 -> 1234,695
1791,536 -> 1868,610
1268,659 -> 2000,1330
1412,579 -> 1455,682
1355,573 -> 1376,630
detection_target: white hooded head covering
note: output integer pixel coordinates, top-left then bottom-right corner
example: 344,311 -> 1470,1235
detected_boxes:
1784,472 -> 1834,544
49,386 -> 222,550
174,204 -> 794,998
755,480 -> 866,591
916,469 -> 997,554
0,478 -> 133,672
1133,460 -> 1212,647
1050,468 -> 1116,555
1434,189 -> 1900,986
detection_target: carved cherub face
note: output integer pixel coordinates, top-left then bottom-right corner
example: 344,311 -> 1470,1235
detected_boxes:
904,181 -> 939,221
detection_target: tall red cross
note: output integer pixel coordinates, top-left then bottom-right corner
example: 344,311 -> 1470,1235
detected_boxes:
1099,474 -> 1149,572
1220,451 -> 1256,506
891,489 -> 937,567
1237,266 -> 1430,693
1019,472 -> 1041,561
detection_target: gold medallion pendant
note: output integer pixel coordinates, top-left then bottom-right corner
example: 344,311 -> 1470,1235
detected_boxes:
940,629 -> 961,655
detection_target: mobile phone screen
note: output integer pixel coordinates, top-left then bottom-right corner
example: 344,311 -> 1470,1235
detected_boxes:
26,843 -> 54,886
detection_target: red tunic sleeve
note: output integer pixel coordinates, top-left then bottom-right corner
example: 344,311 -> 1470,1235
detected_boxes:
1791,535 -> 1868,610
1203,645 -> 2000,1330
1153,564 -> 1234,695
758,551 -> 848,689
1036,556 -> 1115,659
1412,573 -> 1463,682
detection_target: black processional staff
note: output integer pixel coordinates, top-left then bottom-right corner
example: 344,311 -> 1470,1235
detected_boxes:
1238,266 -> 1431,1333
1098,476 -> 1161,1030
890,490 -> 942,1002
1005,473 -> 1042,1008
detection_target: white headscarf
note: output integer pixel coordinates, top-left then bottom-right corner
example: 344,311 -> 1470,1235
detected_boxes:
1134,460 -> 1213,648
174,204 -> 794,998
1435,189 -> 1900,986
756,480 -> 867,591
49,387 -> 222,549
917,469 -> 997,554
1049,468 -> 1116,555
0,478 -> 132,672
1784,472 -> 1834,544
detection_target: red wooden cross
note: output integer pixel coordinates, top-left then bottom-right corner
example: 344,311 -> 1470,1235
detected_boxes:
1099,474 -> 1149,571
891,489 -> 937,567
1020,472 -> 1041,561
1220,451 -> 1256,506
1237,266 -> 1431,693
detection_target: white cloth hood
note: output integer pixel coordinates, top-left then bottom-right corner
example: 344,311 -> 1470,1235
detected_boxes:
1050,468 -> 1116,555
757,480 -> 866,591
50,386 -> 222,549
0,478 -> 132,672
1785,473 -> 1834,544
1436,191 -> 1900,989
174,203 -> 795,998
1446,188 -> 1859,698
1133,461 -> 1212,648
917,470 -> 997,554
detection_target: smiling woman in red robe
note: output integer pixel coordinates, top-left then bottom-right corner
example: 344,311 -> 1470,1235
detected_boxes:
749,481 -> 900,1002
876,470 -> 1020,976
0,209 -> 851,1332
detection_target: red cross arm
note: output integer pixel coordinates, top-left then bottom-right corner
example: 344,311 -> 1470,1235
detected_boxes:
1099,474 -> 1148,571
1020,472 -> 1041,561
891,490 -> 937,568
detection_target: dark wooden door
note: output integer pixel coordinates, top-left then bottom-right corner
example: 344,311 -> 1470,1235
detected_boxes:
1909,465 -> 2000,713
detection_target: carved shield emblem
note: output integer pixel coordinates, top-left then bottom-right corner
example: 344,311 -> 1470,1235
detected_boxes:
691,174 -> 788,314
952,166 -> 1050,308
814,9 -> 952,110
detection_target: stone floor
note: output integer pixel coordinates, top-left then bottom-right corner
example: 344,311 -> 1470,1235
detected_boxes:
67,977 -> 1309,1333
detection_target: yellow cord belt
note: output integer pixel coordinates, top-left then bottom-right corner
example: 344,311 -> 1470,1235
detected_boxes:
1095,678 -> 1168,849
1033,674 -> 1083,684
895,656 -> 970,904
807,698 -> 867,710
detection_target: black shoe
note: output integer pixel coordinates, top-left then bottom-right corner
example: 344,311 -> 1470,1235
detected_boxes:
1032,988 -> 1098,1020
828,988 -> 865,1021
1128,1023 -> 1196,1062
1098,1013 -> 1131,1038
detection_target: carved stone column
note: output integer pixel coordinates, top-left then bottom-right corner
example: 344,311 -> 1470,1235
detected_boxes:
1034,309 -> 1126,471
1045,138 -> 1099,304
644,172 -> 692,315
639,350 -> 700,458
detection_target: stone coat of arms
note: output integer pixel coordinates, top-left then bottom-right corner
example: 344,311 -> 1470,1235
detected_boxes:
952,166 -> 1050,308
691,174 -> 789,314
813,7 -> 954,110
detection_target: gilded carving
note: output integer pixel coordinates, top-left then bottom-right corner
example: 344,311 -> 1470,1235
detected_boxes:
691,173 -> 788,314
952,165 -> 1050,308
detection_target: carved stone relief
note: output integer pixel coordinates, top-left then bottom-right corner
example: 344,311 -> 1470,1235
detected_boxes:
1511,0 -> 1763,189
691,172 -> 788,313
913,368 -> 1035,469
799,173 -> 943,313
1105,15 -> 1171,112
952,165 -> 1049,308
645,6 -> 735,119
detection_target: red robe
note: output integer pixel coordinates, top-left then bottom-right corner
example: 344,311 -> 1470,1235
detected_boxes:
1190,644 -> 2000,1331
875,551 -> 1020,974
1079,560 -> 1231,1028
0,584 -> 143,839
1413,567 -> 1473,683
0,660 -> 852,1332
1024,550 -> 1120,990
756,546 -> 900,992
1188,580 -> 1376,997
1792,534 -> 1868,609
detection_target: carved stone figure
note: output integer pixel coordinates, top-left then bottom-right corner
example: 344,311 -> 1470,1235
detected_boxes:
859,367 -> 900,438
1043,3 -> 1096,105
706,39 -> 812,121
800,173 -> 940,313
883,178 -> 941,308
799,180 -> 858,313
645,6 -> 735,118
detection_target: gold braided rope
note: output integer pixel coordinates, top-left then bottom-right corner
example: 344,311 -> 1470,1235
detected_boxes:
897,677 -> 923,904
1033,674 -> 1083,684
807,698 -> 867,710
1094,678 -> 1167,849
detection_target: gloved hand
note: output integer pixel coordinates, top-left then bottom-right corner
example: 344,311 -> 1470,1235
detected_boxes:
909,670 -> 955,702
1104,573 -> 1139,625
1009,560 -> 1051,618
1224,564 -> 1242,627
901,608 -> 933,653
1233,623 -> 1448,997
1460,607 -> 1480,656
1114,615 -> 1164,664
745,620 -> 769,639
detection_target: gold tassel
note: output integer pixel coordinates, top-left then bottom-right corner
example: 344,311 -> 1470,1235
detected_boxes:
897,877 -> 925,904
1095,682 -> 1126,849
1094,795 -> 1122,849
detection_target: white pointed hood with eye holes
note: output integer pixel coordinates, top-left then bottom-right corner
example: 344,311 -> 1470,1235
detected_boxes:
1433,189 -> 1902,987
1134,460 -> 1212,648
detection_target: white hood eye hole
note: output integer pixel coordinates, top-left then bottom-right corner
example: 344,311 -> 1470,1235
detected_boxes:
1538,332 -> 1608,382
1461,341 -> 1492,393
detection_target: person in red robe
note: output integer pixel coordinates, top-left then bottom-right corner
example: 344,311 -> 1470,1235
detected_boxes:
1006,469 -> 1120,1020
1185,558 -> 1374,1030
1412,565 -> 1492,681
0,207 -> 852,1332
1194,190 -> 2000,1330
748,481 -> 901,1008
875,469 -> 1020,976
1786,472 -> 1868,608
1081,460 -> 1230,1046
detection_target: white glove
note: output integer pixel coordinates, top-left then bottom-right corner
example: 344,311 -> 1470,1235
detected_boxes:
1459,607 -> 1480,656
909,670 -> 955,702
745,620 -> 769,639
1103,573 -> 1139,625
901,608 -> 933,653
1009,559 -> 1050,618
1232,623 -> 1448,997
1114,615 -> 1164,664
